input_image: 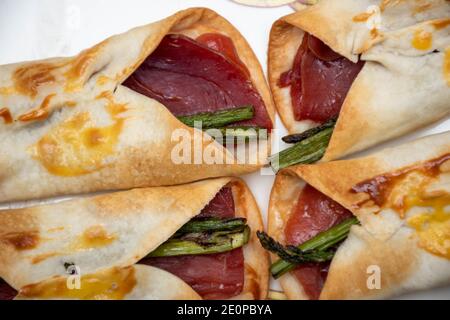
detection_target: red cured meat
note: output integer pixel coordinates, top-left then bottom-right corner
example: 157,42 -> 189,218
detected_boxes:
0,188 -> 243,301
142,187 -> 245,300
279,33 -> 364,123
290,263 -> 329,300
197,185 -> 235,219
307,35 -> 341,62
123,34 -> 272,129
285,184 -> 353,300
0,279 -> 17,300
196,33 -> 249,77
142,249 -> 244,300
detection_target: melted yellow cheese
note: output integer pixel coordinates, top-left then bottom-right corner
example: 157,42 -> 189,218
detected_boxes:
444,48 -> 450,87
412,29 -> 433,51
352,12 -> 374,22
3,40 -> 104,100
19,267 -> 136,300
96,75 -> 110,86
13,62 -> 58,97
384,169 -> 450,259
72,225 -> 117,250
31,93 -> 126,176
64,42 -> 105,93
18,93 -> 56,122
0,86 -> 15,95
406,195 -> 450,259
388,170 -> 450,259
354,155 -> 450,259
28,225 -> 115,264
96,66 -> 136,87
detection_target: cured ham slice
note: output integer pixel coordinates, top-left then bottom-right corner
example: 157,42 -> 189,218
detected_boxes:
142,187 -> 245,300
196,33 -> 249,76
284,184 -> 353,299
279,33 -> 364,123
0,279 -> 16,300
124,34 -> 272,129
196,185 -> 235,219
143,249 -> 244,300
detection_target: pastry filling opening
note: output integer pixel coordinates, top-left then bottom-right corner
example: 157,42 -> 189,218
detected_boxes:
123,33 -> 272,143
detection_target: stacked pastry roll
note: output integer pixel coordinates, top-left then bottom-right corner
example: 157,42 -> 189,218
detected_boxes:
268,0 -> 449,170
0,178 -> 268,300
0,7 -> 274,202
265,132 -> 450,299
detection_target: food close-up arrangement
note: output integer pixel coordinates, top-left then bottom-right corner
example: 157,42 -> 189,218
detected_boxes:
0,0 -> 449,301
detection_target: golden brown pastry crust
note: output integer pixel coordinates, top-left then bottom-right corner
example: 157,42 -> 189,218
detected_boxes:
0,177 -> 269,300
0,8 -> 275,202
15,265 -> 202,300
268,131 -> 450,299
268,0 -> 450,160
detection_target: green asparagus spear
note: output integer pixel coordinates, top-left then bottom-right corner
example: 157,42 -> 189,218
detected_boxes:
281,118 -> 337,144
148,226 -> 250,257
177,106 -> 254,128
269,126 -> 333,172
257,231 -> 335,264
258,217 -> 359,279
213,126 -> 268,142
175,217 -> 247,234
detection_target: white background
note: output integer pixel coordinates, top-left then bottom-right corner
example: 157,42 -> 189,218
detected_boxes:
0,0 -> 449,299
